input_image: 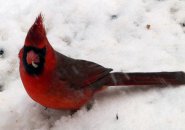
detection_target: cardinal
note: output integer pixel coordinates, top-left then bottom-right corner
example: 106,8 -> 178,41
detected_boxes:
19,14 -> 185,110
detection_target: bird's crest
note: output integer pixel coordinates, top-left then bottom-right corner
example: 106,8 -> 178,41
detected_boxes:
25,14 -> 47,48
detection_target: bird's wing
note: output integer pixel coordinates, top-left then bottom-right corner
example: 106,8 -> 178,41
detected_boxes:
56,52 -> 112,89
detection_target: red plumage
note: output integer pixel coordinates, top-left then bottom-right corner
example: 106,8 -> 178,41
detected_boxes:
19,15 -> 185,110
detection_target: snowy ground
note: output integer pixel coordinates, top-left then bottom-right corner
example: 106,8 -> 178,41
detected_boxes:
1,0 -> 185,129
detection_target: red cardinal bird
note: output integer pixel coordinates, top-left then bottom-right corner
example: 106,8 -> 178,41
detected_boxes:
19,15 -> 185,110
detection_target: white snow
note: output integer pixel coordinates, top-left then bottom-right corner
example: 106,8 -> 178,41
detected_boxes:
1,0 -> 185,129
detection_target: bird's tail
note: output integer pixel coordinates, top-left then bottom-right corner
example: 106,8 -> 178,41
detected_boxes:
102,71 -> 185,86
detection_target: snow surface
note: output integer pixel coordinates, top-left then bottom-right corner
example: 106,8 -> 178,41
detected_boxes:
1,0 -> 185,129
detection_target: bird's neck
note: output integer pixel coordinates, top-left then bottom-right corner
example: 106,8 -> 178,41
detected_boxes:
43,44 -> 57,73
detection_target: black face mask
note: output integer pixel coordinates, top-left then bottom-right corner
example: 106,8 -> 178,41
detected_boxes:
22,46 -> 46,75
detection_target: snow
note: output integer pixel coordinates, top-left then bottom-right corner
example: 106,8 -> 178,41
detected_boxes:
1,0 -> 185,129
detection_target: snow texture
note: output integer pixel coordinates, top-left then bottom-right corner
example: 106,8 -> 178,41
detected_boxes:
1,0 -> 185,129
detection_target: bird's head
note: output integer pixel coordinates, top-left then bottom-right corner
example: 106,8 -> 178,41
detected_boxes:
20,14 -> 54,75
25,14 -> 47,48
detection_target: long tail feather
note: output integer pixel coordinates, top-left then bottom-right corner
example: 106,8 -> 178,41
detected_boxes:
103,71 -> 185,86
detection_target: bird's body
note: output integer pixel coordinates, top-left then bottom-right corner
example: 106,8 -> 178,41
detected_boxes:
19,47 -> 111,109
19,15 -> 185,110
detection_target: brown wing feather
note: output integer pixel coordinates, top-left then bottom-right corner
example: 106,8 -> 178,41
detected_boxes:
55,51 -> 112,89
